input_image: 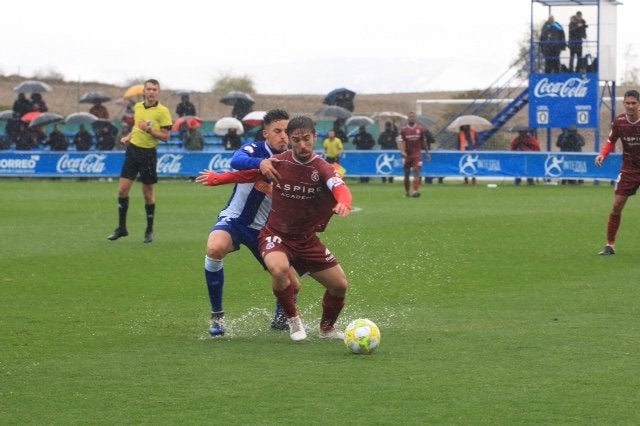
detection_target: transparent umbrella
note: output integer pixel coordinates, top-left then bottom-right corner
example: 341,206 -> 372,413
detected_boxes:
446,115 -> 493,132
315,105 -> 352,120
65,112 -> 99,125
79,91 -> 111,104
13,80 -> 53,93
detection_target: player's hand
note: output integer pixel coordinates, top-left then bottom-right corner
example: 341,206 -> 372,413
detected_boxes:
259,158 -> 281,183
333,202 -> 351,217
595,155 -> 604,167
119,134 -> 131,145
195,169 -> 215,185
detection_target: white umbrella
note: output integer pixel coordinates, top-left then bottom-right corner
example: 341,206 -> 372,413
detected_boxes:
214,117 -> 244,135
241,110 -> 267,127
373,111 -> 408,122
446,115 -> 493,132
345,115 -> 375,127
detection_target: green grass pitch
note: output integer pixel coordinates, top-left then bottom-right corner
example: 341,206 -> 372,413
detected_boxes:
1,178 -> 639,424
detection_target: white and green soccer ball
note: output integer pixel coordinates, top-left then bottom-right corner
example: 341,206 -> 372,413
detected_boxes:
344,319 -> 381,354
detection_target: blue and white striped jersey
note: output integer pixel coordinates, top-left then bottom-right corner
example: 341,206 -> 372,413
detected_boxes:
217,141 -> 282,230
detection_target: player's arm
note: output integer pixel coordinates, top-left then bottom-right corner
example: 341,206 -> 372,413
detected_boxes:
398,138 -> 407,157
595,141 -> 614,167
326,176 -> 352,217
422,134 -> 431,161
230,144 -> 262,170
195,169 -> 261,186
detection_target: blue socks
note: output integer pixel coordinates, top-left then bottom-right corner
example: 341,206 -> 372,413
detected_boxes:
204,256 -> 224,313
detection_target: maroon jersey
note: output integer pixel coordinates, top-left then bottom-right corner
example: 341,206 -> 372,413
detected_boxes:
607,113 -> 640,173
266,151 -> 346,238
400,123 -> 426,156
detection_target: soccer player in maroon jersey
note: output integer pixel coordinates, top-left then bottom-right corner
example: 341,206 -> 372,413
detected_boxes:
259,116 -> 352,341
399,111 -> 431,197
595,89 -> 640,255
197,116 -> 353,341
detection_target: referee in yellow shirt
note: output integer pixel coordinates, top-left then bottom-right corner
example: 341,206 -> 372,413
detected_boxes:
322,130 -> 344,164
108,79 -> 172,243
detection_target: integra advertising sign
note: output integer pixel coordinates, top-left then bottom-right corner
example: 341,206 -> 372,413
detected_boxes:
529,73 -> 599,129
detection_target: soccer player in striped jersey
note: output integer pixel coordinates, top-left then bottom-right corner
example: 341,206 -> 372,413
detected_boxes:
595,89 -> 640,255
196,109 -> 300,336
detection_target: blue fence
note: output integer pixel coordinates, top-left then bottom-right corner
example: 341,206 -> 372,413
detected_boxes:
0,150 -> 621,180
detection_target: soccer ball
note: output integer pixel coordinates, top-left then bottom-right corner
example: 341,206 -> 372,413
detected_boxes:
344,319 -> 381,354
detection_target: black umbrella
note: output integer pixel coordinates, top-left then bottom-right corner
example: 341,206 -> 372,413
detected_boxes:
28,112 -> 64,128
315,105 -> 352,120
220,91 -> 255,106
79,91 -> 111,104
92,119 -> 118,135
323,87 -> 356,106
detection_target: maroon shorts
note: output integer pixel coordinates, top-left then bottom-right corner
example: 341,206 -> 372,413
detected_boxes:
258,228 -> 339,276
404,154 -> 423,170
615,170 -> 640,197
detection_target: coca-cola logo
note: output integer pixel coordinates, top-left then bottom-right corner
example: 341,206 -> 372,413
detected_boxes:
157,154 -> 183,174
56,154 -> 106,173
207,154 -> 232,172
534,77 -> 589,99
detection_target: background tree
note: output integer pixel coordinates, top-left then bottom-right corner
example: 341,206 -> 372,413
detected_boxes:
212,72 -> 255,95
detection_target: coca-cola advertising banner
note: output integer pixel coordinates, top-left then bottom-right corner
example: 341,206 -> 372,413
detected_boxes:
0,152 -> 234,177
0,150 -> 621,180
529,73 -> 599,129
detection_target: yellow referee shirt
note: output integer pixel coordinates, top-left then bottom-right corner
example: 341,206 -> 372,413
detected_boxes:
130,101 -> 172,148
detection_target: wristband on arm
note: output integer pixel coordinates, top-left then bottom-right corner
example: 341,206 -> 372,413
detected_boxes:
206,169 -> 260,186
599,142 -> 614,158
331,184 -> 352,211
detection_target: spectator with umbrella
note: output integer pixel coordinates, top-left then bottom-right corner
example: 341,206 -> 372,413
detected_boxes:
47,123 -> 68,151
12,93 -> 32,117
93,121 -> 119,151
378,121 -> 398,183
352,125 -> 375,183
30,93 -> 48,112
222,128 -> 242,151
89,102 -> 109,120
74,124 -> 94,151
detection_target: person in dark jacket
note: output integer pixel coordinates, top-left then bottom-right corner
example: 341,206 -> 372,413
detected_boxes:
540,15 -> 567,73
175,95 -> 196,117
30,93 -> 48,112
48,124 -> 68,151
74,124 -> 93,151
352,125 -> 375,183
12,93 -> 32,117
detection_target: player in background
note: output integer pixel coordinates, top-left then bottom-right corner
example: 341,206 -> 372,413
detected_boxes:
198,116 -> 353,342
399,111 -> 431,198
595,89 -> 640,255
195,109 -> 300,336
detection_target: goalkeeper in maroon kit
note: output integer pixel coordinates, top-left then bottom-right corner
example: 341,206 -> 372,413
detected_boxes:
595,89 -> 640,255
198,116 -> 352,342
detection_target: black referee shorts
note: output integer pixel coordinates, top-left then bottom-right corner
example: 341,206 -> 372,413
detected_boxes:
120,143 -> 158,184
